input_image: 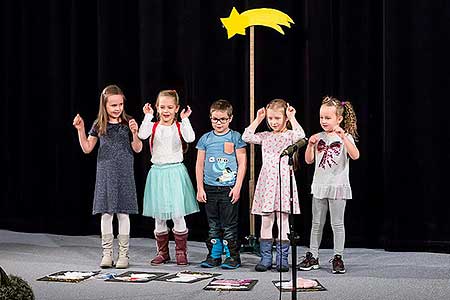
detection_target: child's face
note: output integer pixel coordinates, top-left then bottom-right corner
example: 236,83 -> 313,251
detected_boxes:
266,108 -> 287,133
106,94 -> 124,122
157,96 -> 179,125
210,110 -> 232,134
319,105 -> 342,132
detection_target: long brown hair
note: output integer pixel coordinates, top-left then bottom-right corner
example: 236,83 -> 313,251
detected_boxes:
321,96 -> 359,141
95,84 -> 131,136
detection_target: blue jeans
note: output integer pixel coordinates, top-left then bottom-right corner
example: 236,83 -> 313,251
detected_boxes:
204,184 -> 239,241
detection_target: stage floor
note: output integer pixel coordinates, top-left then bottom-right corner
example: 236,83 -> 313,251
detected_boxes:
1,229 -> 449,300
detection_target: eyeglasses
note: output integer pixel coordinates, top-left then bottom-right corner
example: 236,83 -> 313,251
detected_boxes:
210,117 -> 230,124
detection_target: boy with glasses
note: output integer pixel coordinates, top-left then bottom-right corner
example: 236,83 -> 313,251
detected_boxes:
195,99 -> 247,269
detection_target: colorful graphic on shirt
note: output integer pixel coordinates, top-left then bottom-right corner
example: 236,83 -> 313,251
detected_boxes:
317,139 -> 342,169
212,157 -> 237,183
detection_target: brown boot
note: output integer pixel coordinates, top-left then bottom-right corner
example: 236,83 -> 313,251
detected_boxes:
173,230 -> 189,265
151,231 -> 170,265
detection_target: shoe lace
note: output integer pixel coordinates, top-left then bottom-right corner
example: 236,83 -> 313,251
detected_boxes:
329,256 -> 344,268
303,252 -> 313,260
329,256 -> 340,264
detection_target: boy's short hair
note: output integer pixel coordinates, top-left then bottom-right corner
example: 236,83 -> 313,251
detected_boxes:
210,99 -> 233,117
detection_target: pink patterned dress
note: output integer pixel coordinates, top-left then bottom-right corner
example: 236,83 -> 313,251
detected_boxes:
242,127 -> 305,215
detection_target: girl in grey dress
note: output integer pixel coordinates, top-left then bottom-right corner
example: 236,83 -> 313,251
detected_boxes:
299,96 -> 360,274
73,85 -> 142,269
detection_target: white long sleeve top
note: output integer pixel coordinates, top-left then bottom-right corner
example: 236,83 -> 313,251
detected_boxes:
138,114 -> 195,164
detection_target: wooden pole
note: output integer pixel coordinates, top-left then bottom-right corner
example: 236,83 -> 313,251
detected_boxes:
249,26 -> 255,236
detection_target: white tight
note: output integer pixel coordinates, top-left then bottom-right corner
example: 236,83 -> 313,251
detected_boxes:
101,213 -> 130,235
260,212 -> 289,240
154,217 -> 187,234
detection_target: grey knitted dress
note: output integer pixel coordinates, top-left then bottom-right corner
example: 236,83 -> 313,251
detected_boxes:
88,122 -> 139,215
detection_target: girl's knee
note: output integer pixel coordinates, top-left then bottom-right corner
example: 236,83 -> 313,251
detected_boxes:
331,223 -> 344,230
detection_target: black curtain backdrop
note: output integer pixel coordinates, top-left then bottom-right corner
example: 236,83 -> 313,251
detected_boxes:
1,0 -> 449,253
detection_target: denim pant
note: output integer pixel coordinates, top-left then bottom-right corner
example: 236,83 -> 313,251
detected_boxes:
204,184 -> 239,241
309,197 -> 347,258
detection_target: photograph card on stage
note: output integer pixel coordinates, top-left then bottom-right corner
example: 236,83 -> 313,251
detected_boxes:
37,271 -> 100,283
203,278 -> 258,291
94,272 -> 118,280
105,271 -> 168,283
272,279 -> 327,292
157,270 -> 221,284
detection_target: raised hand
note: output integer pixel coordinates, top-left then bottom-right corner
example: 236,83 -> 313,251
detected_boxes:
256,107 -> 266,121
308,133 -> 319,145
129,119 -> 138,134
143,103 -> 153,115
180,105 -> 192,119
286,103 -> 296,119
334,126 -> 345,138
73,114 -> 85,130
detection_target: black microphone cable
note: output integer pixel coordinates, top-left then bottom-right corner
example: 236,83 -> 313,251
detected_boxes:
278,155 -> 283,300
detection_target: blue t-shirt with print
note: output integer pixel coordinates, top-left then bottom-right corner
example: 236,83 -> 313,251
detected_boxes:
196,129 -> 246,187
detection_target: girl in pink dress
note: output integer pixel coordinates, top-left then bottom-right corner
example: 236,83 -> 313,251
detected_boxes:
242,99 -> 305,272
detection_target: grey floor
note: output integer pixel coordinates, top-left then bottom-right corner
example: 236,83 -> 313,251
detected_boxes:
1,229 -> 449,300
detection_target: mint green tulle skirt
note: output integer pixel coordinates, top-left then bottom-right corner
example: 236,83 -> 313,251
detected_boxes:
142,163 -> 199,220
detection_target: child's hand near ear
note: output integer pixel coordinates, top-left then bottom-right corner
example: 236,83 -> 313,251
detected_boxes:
143,103 -> 153,115
180,105 -> 192,119
286,103 -> 296,120
256,107 -> 266,122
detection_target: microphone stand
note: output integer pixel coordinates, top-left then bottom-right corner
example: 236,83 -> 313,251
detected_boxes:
287,154 -> 301,300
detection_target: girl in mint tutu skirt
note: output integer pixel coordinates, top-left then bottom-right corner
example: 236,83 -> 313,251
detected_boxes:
138,90 -> 199,265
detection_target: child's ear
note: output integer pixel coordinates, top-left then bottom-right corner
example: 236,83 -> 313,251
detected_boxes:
338,115 -> 343,124
229,115 -> 233,122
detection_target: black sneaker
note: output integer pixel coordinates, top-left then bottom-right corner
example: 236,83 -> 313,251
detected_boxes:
330,254 -> 346,274
298,252 -> 320,271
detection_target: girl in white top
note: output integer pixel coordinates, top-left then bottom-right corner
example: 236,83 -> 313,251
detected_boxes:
138,89 -> 199,266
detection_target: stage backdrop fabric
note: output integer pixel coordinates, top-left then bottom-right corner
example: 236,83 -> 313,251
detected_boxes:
1,0 -> 449,253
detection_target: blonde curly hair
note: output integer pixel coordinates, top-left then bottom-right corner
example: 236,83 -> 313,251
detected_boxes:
322,96 -> 359,141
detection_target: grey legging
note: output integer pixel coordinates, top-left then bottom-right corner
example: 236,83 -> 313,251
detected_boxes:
309,197 -> 347,258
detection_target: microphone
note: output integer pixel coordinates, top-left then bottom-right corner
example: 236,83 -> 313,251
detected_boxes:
280,138 -> 308,157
